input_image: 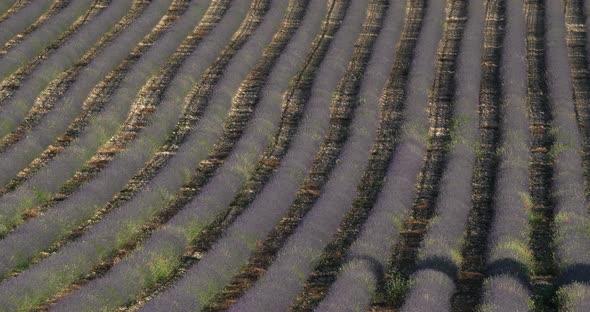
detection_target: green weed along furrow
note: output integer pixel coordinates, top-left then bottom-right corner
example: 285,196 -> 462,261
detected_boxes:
0,0 -> 194,238
0,0 -> 134,139
0,0 -> 53,46
0,0 -> 97,82
49,1 -> 319,309
0,1 -> 280,310
0,0 -> 219,278
0,0 -> 163,156
450,0 -> 504,309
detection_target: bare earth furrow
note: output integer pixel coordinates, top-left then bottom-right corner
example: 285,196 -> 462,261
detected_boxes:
0,0 -> 220,276
290,1 -> 423,311
394,0 -> 484,310
285,1 -> 407,311
0,0 -> 161,153
546,0 -> 590,309
134,0 -> 369,310
0,0 -> 200,237
367,0 -> 467,310
45,1 -> 321,310
0,0 -> 134,139
565,0 -> 590,200
450,0 -> 504,310
0,0 -> 97,84
524,0 -> 558,309
0,0 -> 53,47
0,0 -> 291,310
0,0 -> 24,21
0,0 -> 188,195
0,0 -> 65,49
477,0 -> 534,310
208,1 -> 395,311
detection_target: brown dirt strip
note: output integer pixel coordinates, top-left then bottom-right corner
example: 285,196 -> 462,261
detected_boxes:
0,0 -> 91,102
286,0 -> 420,310
30,0 -> 279,308
0,0 -> 151,152
200,0 -> 387,309
144,1 -> 352,310
0,0 -> 225,265
524,0 -> 558,310
371,0 -> 468,309
0,0 -> 195,238
449,0 -> 505,310
564,0 -> 590,200
0,0 -> 190,197
0,0 -> 31,23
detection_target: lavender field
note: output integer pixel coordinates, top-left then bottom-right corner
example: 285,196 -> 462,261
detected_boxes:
0,0 -> 589,311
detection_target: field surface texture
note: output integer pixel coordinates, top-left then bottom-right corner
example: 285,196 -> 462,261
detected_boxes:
2,0 -> 590,311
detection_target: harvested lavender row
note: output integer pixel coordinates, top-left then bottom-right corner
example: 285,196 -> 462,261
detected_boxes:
397,0 -> 484,310
47,1 -> 323,309
304,0 -> 443,310
0,0 -> 53,46
0,0 -> 172,166
478,0 -> 533,310
0,0 -> 219,235
0,0 -> 96,80
0,0 -> 133,138
0,0 -> 222,276
287,0 -> 406,310
546,0 -> 590,308
137,0 -> 368,310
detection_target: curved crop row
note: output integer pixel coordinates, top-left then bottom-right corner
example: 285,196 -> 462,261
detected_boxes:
546,0 -> 590,309
0,0 -> 98,83
43,1 -> 323,310
301,0 -> 426,310
0,0 -> 53,47
565,0 -> 590,199
0,0 -> 161,153
0,0 -> 134,139
0,0 -> 187,194
396,1 -> 484,310
285,1 -> 408,311
218,0 -> 385,310
0,0 -> 217,275
0,0 -> 200,237
0,0 -> 269,308
477,0 -> 534,310
450,0 -> 504,310
363,0 -> 467,310
140,0 -> 367,310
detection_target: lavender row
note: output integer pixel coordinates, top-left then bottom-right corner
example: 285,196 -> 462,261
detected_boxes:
0,0 -> 96,82
0,0 -> 220,275
0,0 -> 53,46
479,0 -> 533,310
0,0 -> 289,310
0,0 -> 172,185
311,0 -> 445,309
399,0 -> 485,310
